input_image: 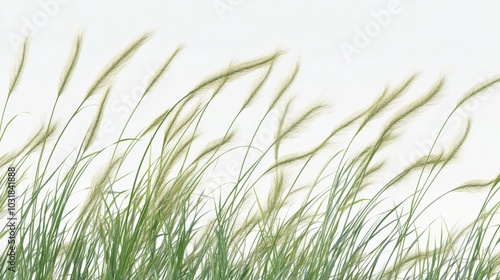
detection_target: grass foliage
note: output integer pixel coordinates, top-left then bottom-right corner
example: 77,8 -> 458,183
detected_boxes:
1,34 -> 500,279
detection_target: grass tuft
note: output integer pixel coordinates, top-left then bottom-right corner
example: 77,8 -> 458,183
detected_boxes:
1,35 -> 499,280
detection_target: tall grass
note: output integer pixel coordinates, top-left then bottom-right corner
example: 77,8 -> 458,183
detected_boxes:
1,34 -> 500,279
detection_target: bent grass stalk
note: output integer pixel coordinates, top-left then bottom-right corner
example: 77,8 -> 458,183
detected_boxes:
0,34 -> 499,279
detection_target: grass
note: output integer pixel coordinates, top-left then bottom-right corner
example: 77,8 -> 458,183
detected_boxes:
1,33 -> 500,279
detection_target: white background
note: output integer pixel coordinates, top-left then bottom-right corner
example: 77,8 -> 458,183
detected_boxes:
1,0 -> 500,232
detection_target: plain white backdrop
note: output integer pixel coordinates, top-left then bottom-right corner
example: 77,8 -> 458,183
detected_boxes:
1,0 -> 500,236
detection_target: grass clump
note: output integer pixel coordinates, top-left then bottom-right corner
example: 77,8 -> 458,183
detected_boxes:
1,34 -> 500,280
